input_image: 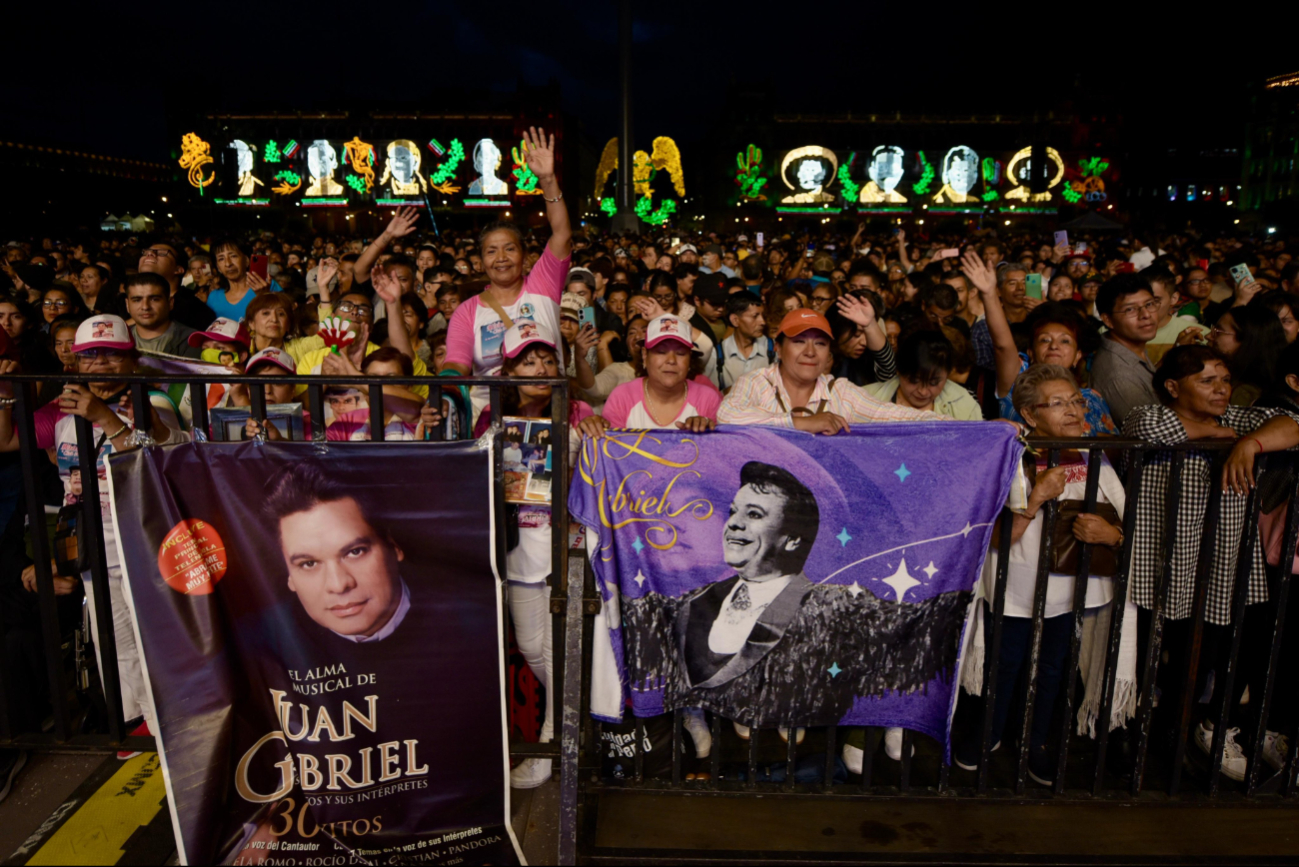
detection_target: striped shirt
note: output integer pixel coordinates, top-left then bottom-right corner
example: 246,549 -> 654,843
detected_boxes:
717,364 -> 945,427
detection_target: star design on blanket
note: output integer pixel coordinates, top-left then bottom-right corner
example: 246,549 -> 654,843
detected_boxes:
631,538 -> 644,554
633,569 -> 646,588
836,527 -> 852,547
882,557 -> 922,602
827,662 -> 842,678
894,463 -> 912,482
923,561 -> 938,580
848,581 -> 863,598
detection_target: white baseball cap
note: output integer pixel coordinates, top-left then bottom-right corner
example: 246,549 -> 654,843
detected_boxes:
72,314 -> 134,353
502,320 -> 557,360
560,291 -> 586,322
677,244 -> 698,254
644,314 -> 692,351
245,347 -> 295,374
188,317 -> 250,348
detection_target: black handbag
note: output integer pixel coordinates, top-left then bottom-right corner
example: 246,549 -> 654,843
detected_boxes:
1051,500 -> 1122,578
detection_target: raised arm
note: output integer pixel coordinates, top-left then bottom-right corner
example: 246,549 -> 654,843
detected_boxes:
355,207 -> 419,284
524,127 -> 571,261
371,266 -> 414,362
964,251 -> 1019,397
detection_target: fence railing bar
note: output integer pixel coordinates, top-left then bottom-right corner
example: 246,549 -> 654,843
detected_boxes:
747,728 -> 758,791
979,508 -> 1015,793
307,383 -> 326,441
1207,460 -> 1267,797
709,713 -> 721,788
899,729 -> 913,793
73,414 -> 124,744
784,724 -> 798,792
13,382 -> 72,743
1056,447 -> 1103,794
1017,448 -> 1061,795
1250,472 -> 1299,793
823,725 -> 837,790
1092,452 -> 1144,796
368,384 -> 385,441
860,728 -> 875,792
634,719 -> 645,783
427,384 -> 445,441
1169,453 -> 1228,796
1132,450 -> 1187,796
557,542 -> 585,866
189,380 -> 210,441
671,709 -> 683,786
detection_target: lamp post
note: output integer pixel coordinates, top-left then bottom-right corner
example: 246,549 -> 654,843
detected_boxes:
611,0 -> 640,233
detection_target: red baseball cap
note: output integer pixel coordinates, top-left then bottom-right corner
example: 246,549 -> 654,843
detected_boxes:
777,308 -> 832,339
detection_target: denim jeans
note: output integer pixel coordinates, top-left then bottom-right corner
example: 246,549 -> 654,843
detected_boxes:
988,604 -> 1073,750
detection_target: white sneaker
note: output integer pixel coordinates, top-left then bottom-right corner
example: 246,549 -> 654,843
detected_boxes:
1263,730 -> 1290,772
778,726 -> 806,744
1195,721 -> 1246,782
510,758 -> 553,789
842,742 -> 863,774
682,708 -> 711,759
884,727 -> 914,761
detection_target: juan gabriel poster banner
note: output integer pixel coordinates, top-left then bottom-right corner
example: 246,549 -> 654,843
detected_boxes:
107,441 -> 523,865
569,422 -> 1022,749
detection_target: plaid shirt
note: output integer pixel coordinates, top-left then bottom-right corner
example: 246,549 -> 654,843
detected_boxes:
1123,403 -> 1299,625
717,364 -> 944,427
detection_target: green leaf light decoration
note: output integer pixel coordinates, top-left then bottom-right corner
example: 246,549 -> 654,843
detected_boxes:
432,139 -> 465,185
982,189 -> 1000,202
1079,156 -> 1110,178
1062,185 -> 1083,204
513,138 -> 540,192
274,171 -> 301,186
912,151 -> 935,195
837,152 -> 860,206
600,198 -> 617,216
264,141 -> 281,164
345,174 -> 367,193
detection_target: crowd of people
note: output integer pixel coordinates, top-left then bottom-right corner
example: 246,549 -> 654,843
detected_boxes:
2,127 -> 1298,800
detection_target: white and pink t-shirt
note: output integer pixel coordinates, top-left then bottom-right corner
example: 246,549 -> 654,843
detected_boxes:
602,378 -> 722,430
445,247 -> 569,378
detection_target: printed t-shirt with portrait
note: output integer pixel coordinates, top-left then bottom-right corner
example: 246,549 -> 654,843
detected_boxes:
444,247 -> 569,377
54,390 -> 189,567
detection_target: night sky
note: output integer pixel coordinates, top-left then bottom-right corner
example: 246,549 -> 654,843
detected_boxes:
4,3 -> 1292,162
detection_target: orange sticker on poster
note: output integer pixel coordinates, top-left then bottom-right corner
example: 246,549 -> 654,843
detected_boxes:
158,519 -> 228,595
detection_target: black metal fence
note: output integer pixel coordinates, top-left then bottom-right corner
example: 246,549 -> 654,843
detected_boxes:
5,372 -> 1299,866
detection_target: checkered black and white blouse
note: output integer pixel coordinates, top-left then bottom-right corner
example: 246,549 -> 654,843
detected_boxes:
1122,403 -> 1299,625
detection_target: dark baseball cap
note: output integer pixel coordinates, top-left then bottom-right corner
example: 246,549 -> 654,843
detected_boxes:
693,272 -> 729,304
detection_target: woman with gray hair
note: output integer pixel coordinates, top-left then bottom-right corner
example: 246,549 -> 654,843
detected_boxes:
957,363 -> 1132,786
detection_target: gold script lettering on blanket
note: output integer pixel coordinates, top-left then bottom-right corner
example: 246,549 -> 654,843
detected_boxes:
578,432 -> 715,553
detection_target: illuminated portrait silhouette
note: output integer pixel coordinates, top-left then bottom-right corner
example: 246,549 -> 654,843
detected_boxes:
380,140 -> 428,196
305,140 -> 344,197
932,146 -> 979,204
469,138 -> 508,197
229,140 -> 263,197
860,145 -> 907,204
1004,146 -> 1066,202
780,146 -> 838,204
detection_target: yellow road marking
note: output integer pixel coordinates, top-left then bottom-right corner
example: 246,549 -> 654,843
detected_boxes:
26,753 -> 167,866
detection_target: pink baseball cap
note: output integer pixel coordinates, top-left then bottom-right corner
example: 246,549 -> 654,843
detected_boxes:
245,347 -> 295,374
644,314 -> 692,351
188,317 -> 251,348
502,320 -> 557,360
72,315 -> 134,353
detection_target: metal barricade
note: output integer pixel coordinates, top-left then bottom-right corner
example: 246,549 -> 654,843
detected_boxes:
8,370 -> 1299,865
569,437 -> 1299,861
0,370 -> 581,864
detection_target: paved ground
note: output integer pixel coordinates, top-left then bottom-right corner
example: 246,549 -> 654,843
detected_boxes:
0,752 -> 106,863
2,750 -> 559,866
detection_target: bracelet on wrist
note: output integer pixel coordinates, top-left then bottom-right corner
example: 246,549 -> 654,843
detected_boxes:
103,424 -> 128,441
543,191 -> 563,204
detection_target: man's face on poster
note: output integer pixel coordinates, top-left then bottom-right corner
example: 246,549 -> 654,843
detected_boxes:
279,497 -> 404,638
723,484 -> 800,581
